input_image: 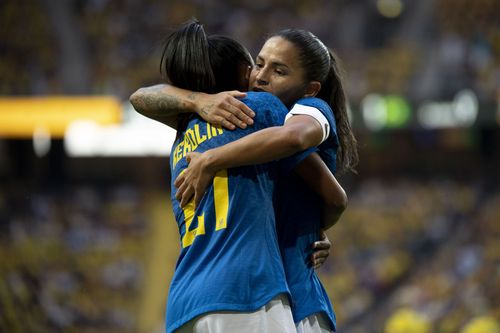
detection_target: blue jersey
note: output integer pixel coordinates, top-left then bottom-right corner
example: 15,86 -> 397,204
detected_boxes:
166,92 -> 312,333
275,97 -> 339,330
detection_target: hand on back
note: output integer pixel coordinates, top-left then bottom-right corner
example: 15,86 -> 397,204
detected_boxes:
195,91 -> 255,130
174,152 -> 216,208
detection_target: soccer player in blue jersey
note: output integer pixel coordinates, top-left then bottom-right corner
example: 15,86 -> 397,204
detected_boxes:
172,30 -> 357,333
131,26 -> 357,333
147,21 -> 347,333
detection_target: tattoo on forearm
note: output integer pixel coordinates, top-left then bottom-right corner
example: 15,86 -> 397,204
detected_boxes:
138,87 -> 183,116
158,94 -> 182,113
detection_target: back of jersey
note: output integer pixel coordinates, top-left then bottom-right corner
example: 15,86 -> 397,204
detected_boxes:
166,92 -> 309,333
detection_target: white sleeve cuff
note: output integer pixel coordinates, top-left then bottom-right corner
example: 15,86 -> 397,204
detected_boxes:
285,104 -> 330,143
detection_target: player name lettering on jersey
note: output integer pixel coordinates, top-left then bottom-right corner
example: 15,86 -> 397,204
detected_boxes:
172,123 -> 224,168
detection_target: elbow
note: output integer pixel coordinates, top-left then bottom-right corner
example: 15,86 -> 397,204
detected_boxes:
129,89 -> 145,113
326,187 -> 348,214
322,188 -> 347,230
339,190 -> 348,212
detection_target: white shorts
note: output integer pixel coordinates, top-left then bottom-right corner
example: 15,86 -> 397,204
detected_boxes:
176,294 -> 296,333
296,313 -> 333,333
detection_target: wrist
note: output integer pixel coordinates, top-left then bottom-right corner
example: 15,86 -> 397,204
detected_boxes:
202,149 -> 221,173
189,92 -> 207,115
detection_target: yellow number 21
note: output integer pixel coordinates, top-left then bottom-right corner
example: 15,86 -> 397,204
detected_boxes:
181,169 -> 229,248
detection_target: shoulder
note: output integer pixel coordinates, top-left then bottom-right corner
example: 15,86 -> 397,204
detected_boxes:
294,97 -> 336,130
242,92 -> 289,126
295,97 -> 331,117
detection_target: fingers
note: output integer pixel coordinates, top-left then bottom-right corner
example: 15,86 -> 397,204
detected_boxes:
219,118 -> 236,130
311,234 -> 331,269
227,90 -> 247,98
312,240 -> 331,250
174,172 -> 185,188
179,183 -> 194,207
176,181 -> 205,208
313,257 -> 326,269
221,107 -> 248,129
220,94 -> 255,129
175,172 -> 194,207
204,94 -> 256,130
226,97 -> 255,123
311,250 -> 329,269
312,249 -> 330,260
216,104 -> 254,130
175,177 -> 187,200
199,91 -> 254,130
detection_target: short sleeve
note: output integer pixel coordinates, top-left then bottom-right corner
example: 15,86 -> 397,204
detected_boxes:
241,92 -> 317,176
293,97 -> 339,174
293,97 -> 337,141
285,104 -> 330,143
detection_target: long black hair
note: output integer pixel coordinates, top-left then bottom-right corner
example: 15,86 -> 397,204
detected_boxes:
160,20 -> 216,94
271,29 -> 359,174
208,35 -> 253,92
160,20 -> 253,134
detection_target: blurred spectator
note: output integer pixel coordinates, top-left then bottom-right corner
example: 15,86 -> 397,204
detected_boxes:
461,316 -> 500,333
384,308 -> 431,333
0,185 -> 148,332
2,178 -> 497,332
1,0 -> 498,106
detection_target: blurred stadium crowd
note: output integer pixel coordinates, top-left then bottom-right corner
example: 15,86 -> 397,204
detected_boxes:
0,184 -> 149,332
1,0 -> 499,105
320,179 -> 499,332
1,179 -> 498,332
1,0 -> 499,333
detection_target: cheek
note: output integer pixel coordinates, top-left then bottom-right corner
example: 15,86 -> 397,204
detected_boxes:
248,75 -> 255,89
249,69 -> 259,84
273,79 -> 301,96
275,82 -> 306,105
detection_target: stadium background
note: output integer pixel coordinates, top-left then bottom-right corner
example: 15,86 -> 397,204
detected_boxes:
1,0 -> 499,332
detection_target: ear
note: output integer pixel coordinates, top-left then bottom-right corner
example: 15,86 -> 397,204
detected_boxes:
303,81 -> 321,97
245,65 -> 252,80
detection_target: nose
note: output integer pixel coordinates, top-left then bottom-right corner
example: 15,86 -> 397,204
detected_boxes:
255,69 -> 269,86
256,78 -> 268,86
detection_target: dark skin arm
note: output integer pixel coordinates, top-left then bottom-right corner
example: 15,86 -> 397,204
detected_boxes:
291,153 -> 347,269
293,153 -> 347,231
129,84 -> 255,130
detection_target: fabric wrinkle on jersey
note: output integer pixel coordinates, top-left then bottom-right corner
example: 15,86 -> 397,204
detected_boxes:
275,97 -> 339,331
166,92 -> 314,333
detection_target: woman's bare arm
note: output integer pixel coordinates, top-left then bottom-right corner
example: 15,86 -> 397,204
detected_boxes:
174,115 -> 324,206
129,84 -> 255,129
293,153 -> 347,230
